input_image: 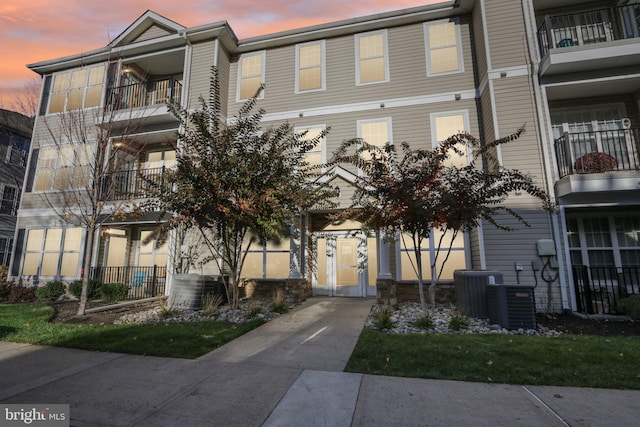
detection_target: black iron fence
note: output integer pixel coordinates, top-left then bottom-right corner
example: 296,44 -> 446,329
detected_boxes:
537,4 -> 640,56
100,166 -> 170,200
554,129 -> 640,178
91,265 -> 166,301
572,266 -> 640,314
106,78 -> 182,111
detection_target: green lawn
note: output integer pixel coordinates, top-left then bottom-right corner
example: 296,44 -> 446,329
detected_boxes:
346,328 -> 640,390
0,303 -> 264,359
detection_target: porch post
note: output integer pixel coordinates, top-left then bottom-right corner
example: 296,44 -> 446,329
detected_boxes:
289,220 -> 303,279
378,230 -> 392,279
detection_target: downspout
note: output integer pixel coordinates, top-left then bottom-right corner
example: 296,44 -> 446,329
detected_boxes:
521,0 -> 570,311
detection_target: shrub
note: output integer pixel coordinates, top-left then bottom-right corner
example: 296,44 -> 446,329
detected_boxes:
69,279 -> 102,300
372,306 -> 394,330
99,282 -> 129,303
35,281 -> 67,301
202,292 -> 224,315
0,282 -> 10,301
414,315 -> 434,330
617,295 -> 640,320
448,313 -> 470,331
8,286 -> 36,303
246,301 -> 264,319
573,152 -> 617,173
269,299 -> 289,314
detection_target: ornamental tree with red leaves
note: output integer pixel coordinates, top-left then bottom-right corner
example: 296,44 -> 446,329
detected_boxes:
146,68 -> 337,309
331,127 -> 553,315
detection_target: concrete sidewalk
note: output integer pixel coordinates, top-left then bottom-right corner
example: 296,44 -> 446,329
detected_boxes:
1,297 -> 639,426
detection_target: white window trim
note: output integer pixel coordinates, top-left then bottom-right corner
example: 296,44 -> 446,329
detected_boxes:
355,29 -> 390,86
21,227 -> 84,278
396,231 -> 469,281
424,18 -> 464,77
294,124 -> 327,172
430,110 -> 471,163
32,141 -> 95,193
295,40 -> 326,94
567,214 -> 640,269
357,117 -> 393,176
357,117 -> 393,145
236,50 -> 266,102
47,63 -> 106,114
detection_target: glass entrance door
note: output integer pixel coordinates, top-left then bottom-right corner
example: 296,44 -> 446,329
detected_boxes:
335,237 -> 361,297
313,234 -> 369,297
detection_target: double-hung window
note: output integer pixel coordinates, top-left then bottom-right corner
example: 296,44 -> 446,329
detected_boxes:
358,118 -> 392,161
424,19 -> 463,76
295,125 -> 326,171
237,51 -> 266,101
355,30 -> 389,85
296,41 -> 325,93
48,64 -> 106,114
6,135 -> 29,167
430,111 -> 470,167
0,185 -> 18,215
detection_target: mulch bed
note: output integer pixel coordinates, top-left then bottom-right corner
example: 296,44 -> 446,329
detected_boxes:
536,312 -> 640,337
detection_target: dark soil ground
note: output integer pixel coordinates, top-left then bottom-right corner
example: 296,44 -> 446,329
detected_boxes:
536,312 -> 640,337
43,299 -> 640,337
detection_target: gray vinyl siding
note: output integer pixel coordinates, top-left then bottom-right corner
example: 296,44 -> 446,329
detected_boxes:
228,17 -> 476,117
483,0 -> 528,69
482,209 -> 562,312
468,227 -> 482,270
491,75 -> 547,197
472,1 -> 488,82
133,25 -> 173,43
261,99 -> 480,163
216,47 -> 231,118
187,40 -> 217,108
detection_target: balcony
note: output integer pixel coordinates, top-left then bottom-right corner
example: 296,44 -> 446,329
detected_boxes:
103,77 -> 182,126
554,128 -> 640,199
100,166 -> 171,201
537,4 -> 640,76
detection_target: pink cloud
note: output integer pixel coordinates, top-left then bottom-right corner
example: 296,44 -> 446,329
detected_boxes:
0,0 -> 445,111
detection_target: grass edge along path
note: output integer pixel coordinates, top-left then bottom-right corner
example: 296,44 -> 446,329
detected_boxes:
346,328 -> 640,390
0,303 -> 264,359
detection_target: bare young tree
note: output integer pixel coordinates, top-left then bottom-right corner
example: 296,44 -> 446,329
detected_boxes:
37,99 -> 145,315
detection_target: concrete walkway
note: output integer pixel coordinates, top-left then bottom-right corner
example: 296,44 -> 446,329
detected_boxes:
1,297 -> 639,426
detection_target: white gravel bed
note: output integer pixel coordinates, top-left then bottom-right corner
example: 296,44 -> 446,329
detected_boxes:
113,299 -> 290,325
366,302 -> 563,336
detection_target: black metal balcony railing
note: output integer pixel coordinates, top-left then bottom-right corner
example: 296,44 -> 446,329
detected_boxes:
91,265 -> 166,301
554,128 -> 640,178
106,78 -> 182,111
572,266 -> 640,315
100,166 -> 171,200
537,4 -> 640,56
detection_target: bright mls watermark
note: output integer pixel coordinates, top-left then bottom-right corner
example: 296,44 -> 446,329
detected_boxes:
1,405 -> 69,426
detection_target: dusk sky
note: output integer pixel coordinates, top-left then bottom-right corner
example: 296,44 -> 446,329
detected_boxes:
0,0 -> 443,112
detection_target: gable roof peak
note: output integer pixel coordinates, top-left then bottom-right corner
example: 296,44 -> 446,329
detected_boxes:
109,10 -> 186,48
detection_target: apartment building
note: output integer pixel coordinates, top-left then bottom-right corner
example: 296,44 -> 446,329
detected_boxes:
12,0 -> 640,314
0,109 -> 32,268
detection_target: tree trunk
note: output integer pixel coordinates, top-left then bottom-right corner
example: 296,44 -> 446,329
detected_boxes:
77,226 -> 95,315
415,246 -> 428,315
